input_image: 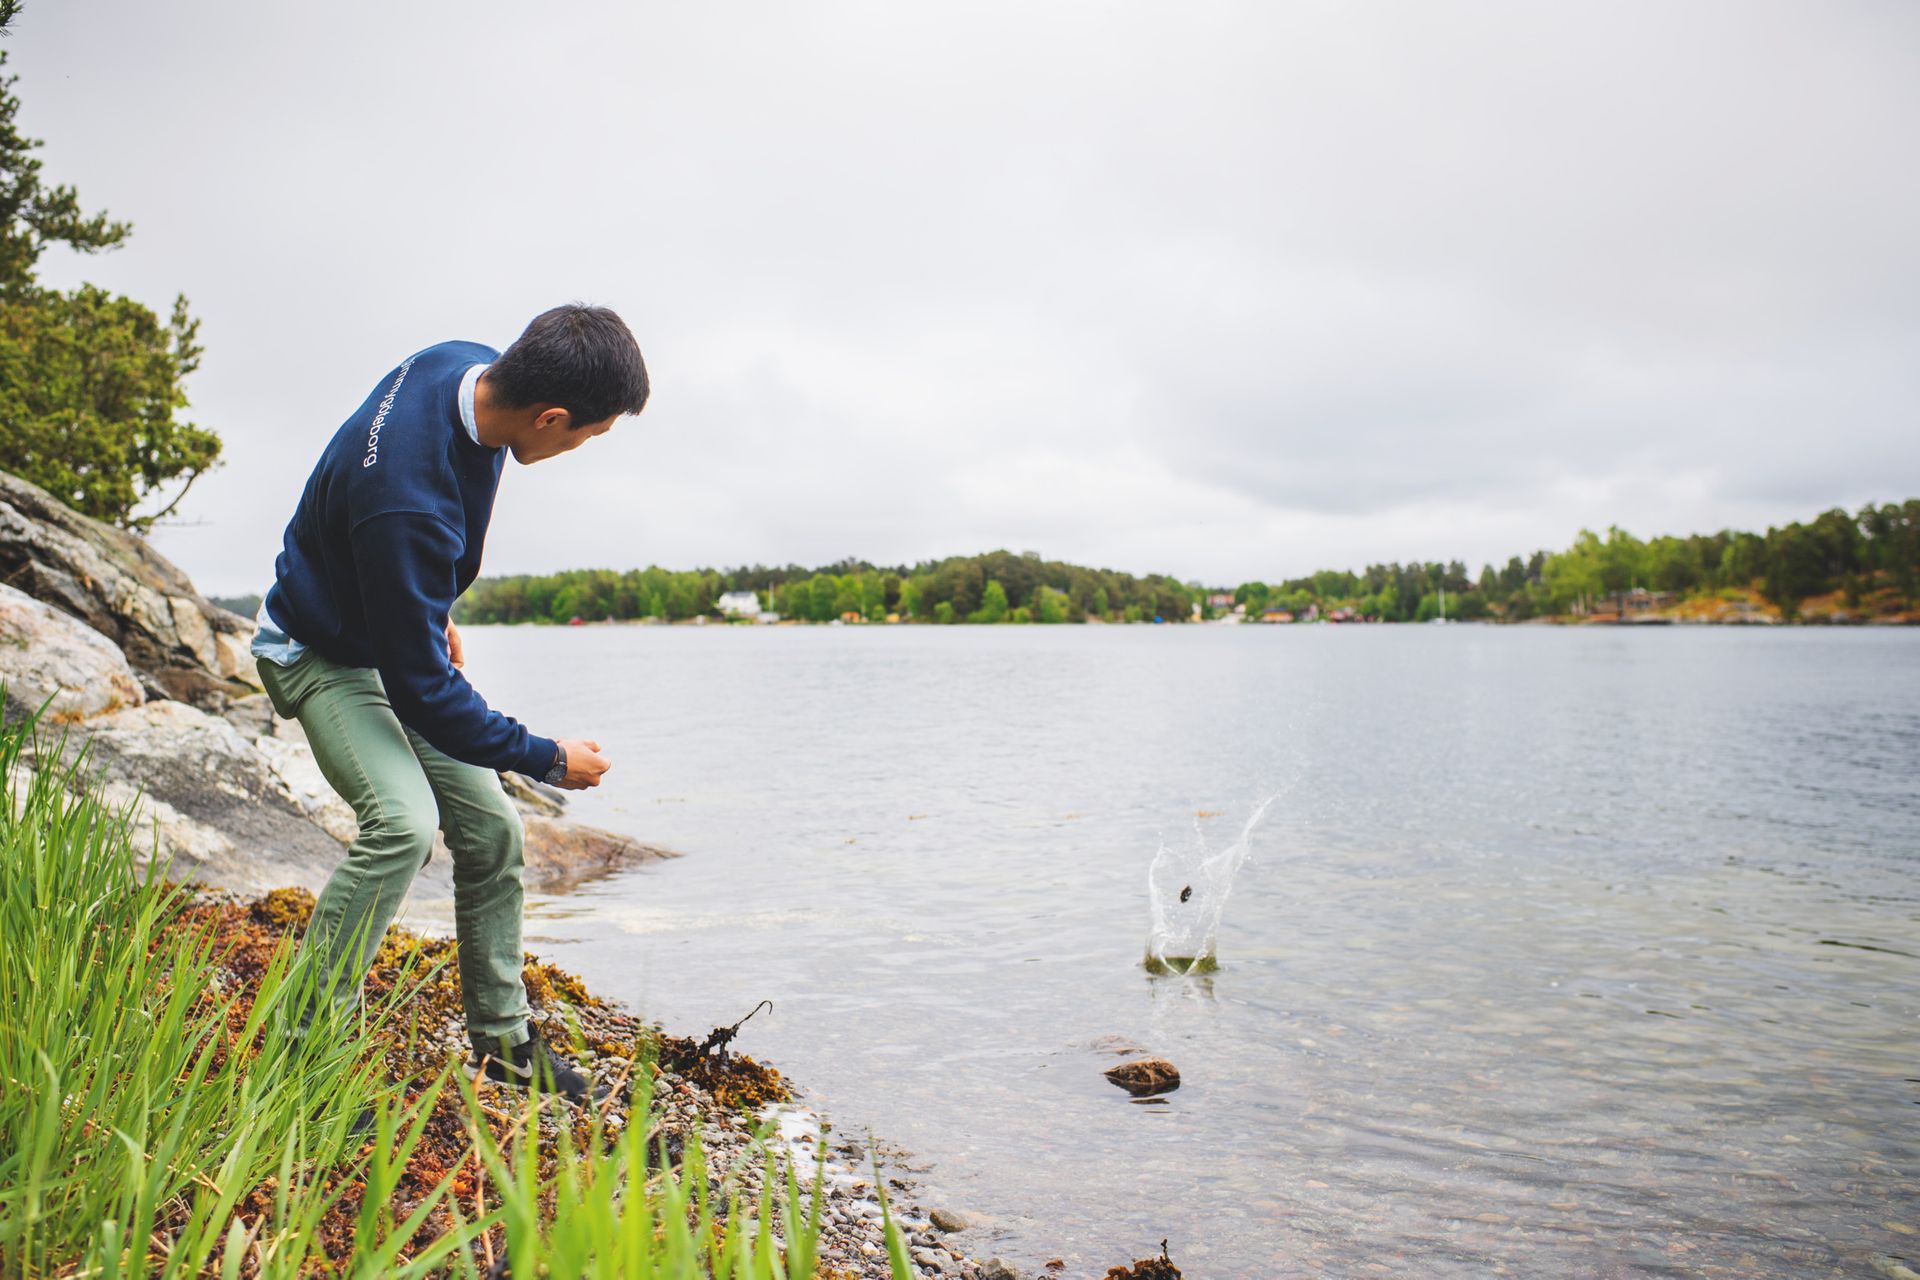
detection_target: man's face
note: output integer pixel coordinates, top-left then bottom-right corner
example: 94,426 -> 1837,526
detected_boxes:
513,411 -> 618,465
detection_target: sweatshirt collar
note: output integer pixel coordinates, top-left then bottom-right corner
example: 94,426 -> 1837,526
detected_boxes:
458,363 -> 490,448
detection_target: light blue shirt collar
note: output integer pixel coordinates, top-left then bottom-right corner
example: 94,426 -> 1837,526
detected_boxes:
458,363 -> 490,446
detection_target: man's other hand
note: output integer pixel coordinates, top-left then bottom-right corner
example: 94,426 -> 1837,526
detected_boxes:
554,739 -> 610,790
446,620 -> 466,669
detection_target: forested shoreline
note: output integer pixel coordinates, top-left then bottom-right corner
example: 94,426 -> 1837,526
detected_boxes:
452,500 -> 1920,627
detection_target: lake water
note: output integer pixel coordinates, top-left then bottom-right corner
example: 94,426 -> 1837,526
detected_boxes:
457,623 -> 1919,1278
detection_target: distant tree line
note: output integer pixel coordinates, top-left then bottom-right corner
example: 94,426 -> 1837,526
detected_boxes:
1237,500 -> 1920,622
1236,560 -> 1487,623
456,550 -> 1197,625
1517,502 -> 1920,620
456,502 -> 1920,628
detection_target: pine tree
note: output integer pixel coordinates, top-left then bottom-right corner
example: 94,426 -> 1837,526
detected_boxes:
0,39 -> 219,529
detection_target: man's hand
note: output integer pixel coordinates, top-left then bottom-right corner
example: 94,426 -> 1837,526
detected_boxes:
446,619 -> 465,669
553,738 -> 610,790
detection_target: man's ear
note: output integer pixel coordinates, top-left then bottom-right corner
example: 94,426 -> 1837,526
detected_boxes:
533,406 -> 571,432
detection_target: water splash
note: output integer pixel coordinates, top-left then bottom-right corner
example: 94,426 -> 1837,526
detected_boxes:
1144,796 -> 1277,975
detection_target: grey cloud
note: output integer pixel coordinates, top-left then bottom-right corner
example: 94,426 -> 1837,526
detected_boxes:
7,0 -> 1916,591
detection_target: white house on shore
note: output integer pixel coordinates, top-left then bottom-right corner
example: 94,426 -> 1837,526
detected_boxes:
716,591 -> 762,619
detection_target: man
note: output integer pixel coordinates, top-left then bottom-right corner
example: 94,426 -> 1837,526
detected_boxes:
253,304 -> 647,1103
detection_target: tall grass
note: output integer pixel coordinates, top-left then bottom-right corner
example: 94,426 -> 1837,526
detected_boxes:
0,701 -> 435,1275
0,700 -> 914,1278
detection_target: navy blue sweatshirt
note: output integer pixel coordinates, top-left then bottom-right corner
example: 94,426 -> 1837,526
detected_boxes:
263,341 -> 559,779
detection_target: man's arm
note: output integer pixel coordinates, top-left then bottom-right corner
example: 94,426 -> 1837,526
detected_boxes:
350,511 -> 559,777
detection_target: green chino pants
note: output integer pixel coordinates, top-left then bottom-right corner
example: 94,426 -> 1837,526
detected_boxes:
257,650 -> 531,1050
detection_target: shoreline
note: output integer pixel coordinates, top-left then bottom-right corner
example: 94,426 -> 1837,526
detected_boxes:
203,886 -> 1042,1280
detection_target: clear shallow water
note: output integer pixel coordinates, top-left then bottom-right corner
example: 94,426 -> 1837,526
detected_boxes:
458,624 -> 1920,1277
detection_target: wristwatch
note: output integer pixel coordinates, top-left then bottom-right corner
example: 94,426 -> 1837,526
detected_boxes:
543,744 -> 568,786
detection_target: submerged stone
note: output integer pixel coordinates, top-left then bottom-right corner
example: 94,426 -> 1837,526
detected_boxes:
1104,1057 -> 1181,1096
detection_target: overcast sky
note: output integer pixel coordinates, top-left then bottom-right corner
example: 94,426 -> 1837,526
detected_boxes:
12,1 -> 1918,594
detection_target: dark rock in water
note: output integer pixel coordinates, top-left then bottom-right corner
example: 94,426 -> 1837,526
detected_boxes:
1178,884 -> 1192,903
929,1206 -> 972,1232
1104,1057 -> 1180,1096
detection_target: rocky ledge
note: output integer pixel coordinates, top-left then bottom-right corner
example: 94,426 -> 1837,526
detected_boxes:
0,467 -> 671,896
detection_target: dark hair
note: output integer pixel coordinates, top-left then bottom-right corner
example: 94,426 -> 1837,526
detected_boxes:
487,304 -> 649,426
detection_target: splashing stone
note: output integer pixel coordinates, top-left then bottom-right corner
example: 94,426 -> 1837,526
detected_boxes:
1144,797 -> 1275,973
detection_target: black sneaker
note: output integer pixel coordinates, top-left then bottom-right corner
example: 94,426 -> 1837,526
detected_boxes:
467,1032 -> 606,1104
